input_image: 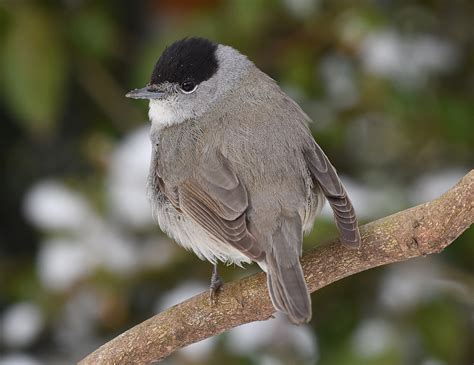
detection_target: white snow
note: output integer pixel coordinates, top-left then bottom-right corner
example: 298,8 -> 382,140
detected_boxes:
107,126 -> 153,228
37,238 -> 93,292
361,30 -> 459,87
1,303 -> 44,348
23,180 -> 92,231
351,318 -> 398,358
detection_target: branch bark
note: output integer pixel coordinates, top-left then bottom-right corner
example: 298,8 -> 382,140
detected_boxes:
80,170 -> 474,365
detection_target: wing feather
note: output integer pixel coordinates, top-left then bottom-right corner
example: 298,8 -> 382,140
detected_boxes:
304,143 -> 361,247
155,152 -> 265,262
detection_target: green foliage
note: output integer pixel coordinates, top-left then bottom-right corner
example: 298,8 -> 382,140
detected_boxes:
2,4 -> 67,134
415,299 -> 468,364
69,7 -> 117,60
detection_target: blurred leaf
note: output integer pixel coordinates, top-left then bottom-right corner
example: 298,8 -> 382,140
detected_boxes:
415,299 -> 468,363
224,0 -> 271,39
437,96 -> 474,145
320,337 -> 402,365
446,226 -> 474,270
131,40 -> 167,90
0,5 -> 8,30
277,45 -> 316,92
2,5 -> 67,133
69,7 -> 116,60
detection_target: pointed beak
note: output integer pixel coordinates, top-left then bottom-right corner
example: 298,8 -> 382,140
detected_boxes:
126,86 -> 166,100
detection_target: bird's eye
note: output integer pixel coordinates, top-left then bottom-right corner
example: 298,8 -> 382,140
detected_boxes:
180,81 -> 197,94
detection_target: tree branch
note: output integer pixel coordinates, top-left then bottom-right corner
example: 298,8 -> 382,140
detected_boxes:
80,170 -> 474,365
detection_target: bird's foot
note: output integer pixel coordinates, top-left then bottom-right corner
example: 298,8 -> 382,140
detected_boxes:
209,264 -> 223,304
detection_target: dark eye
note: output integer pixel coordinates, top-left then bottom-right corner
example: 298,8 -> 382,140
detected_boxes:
180,81 -> 196,93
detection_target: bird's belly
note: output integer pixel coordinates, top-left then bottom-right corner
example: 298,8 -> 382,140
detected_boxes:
153,200 -> 252,266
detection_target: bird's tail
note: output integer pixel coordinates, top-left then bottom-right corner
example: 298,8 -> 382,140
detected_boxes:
266,255 -> 311,324
264,213 -> 311,324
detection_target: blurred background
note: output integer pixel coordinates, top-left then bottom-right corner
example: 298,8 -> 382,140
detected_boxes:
0,1 -> 473,364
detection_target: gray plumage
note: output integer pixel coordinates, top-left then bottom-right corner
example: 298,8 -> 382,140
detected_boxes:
127,38 -> 361,324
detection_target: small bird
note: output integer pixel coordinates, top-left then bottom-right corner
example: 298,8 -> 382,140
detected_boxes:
127,37 -> 360,324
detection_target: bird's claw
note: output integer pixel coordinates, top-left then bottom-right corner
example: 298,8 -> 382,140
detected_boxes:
209,264 -> 223,305
209,278 -> 223,304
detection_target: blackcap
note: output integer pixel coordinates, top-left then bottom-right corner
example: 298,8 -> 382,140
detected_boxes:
127,37 -> 360,324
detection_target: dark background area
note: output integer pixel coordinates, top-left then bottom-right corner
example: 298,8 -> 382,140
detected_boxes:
0,1 -> 473,364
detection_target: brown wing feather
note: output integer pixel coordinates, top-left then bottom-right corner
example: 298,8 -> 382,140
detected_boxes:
157,152 -> 265,262
304,143 -> 361,247
156,175 -> 180,209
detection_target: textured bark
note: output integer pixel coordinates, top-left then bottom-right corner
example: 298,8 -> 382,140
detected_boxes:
80,170 -> 474,365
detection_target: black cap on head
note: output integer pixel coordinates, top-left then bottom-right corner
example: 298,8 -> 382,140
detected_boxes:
150,37 -> 218,86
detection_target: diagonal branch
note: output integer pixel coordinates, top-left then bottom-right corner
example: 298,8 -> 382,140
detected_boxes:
80,170 -> 474,365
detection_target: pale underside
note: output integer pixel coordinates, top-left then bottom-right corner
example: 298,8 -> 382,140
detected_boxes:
150,185 -> 324,270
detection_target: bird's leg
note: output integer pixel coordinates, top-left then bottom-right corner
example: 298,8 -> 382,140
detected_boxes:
209,263 -> 223,303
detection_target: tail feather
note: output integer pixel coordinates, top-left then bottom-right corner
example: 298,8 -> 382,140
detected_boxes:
266,254 -> 311,324
264,213 -> 312,324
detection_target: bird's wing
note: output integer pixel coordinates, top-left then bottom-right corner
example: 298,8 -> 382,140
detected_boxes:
304,142 -> 361,247
155,152 -> 265,262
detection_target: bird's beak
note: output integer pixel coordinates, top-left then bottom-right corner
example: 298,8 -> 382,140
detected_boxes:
126,86 -> 166,100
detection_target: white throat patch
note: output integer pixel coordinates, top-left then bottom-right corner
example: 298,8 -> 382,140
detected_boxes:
148,100 -> 182,128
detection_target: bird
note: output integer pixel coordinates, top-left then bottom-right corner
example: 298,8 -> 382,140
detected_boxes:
126,37 -> 361,324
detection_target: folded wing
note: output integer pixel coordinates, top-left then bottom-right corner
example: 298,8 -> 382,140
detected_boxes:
157,152 -> 266,262
304,143 -> 361,247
